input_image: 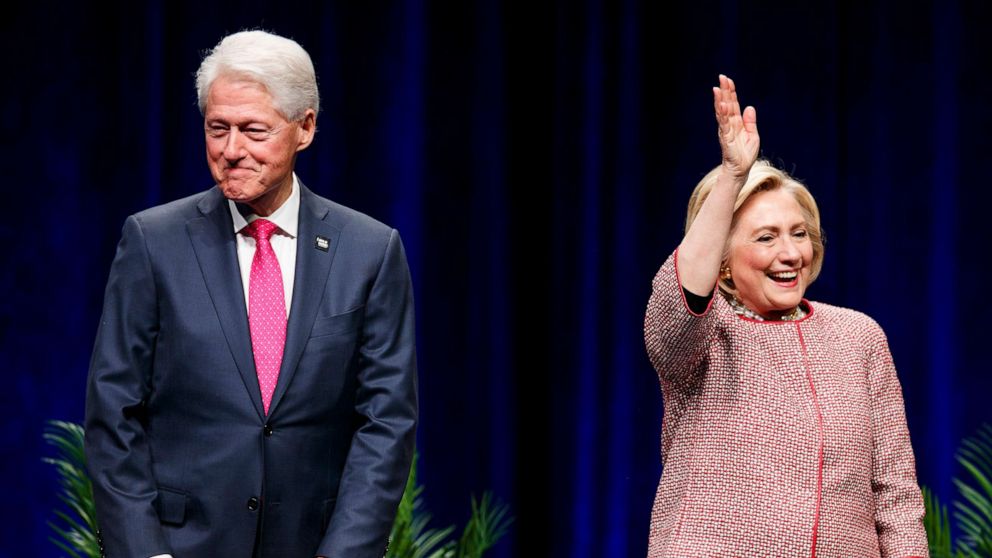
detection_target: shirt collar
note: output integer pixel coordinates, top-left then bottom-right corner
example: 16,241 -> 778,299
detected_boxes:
228,173 -> 300,238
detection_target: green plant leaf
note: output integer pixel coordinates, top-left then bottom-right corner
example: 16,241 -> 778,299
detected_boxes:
923,486 -> 954,558
456,492 -> 513,558
388,452 -> 461,558
48,535 -> 84,558
413,525 -> 455,558
947,424 -> 992,556
387,451 -> 512,558
43,421 -> 100,558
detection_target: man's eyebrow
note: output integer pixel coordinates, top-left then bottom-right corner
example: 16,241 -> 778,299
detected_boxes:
205,117 -> 271,125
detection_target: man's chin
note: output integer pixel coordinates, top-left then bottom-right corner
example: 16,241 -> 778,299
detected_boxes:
218,183 -> 261,202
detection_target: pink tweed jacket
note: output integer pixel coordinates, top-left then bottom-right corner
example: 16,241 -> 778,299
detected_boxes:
643,250 -> 928,558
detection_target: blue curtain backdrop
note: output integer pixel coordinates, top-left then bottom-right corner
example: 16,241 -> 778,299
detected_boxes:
2,0 -> 989,556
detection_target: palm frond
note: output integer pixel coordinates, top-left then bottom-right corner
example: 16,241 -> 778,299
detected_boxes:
924,486 -> 959,558
455,492 -> 513,558
952,424 -> 992,556
387,452 -> 512,558
387,451 -> 457,558
48,530 -> 85,558
412,526 -> 455,558
42,420 -> 100,558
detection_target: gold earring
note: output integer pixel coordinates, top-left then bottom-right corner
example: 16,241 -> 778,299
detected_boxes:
720,266 -> 732,281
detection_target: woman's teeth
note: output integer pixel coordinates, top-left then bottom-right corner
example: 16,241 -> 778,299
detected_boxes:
768,271 -> 797,282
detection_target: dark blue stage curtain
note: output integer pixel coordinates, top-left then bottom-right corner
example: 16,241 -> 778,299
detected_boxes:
4,0 -> 991,556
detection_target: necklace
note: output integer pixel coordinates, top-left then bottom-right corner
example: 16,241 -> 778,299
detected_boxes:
725,293 -> 807,322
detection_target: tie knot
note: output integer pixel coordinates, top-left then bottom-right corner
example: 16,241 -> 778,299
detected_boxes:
242,218 -> 279,242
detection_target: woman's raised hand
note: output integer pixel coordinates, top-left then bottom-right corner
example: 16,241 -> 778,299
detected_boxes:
676,75 -> 760,293
713,74 -> 759,179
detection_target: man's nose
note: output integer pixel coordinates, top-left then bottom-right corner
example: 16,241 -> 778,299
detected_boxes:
223,128 -> 245,160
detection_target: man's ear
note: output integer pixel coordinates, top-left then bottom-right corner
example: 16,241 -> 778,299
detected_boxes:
296,109 -> 317,152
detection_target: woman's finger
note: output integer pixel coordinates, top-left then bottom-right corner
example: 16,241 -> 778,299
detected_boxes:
742,105 -> 758,134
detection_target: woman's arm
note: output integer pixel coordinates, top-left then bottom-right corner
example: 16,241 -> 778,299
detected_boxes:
644,76 -> 758,380
678,75 -> 760,296
865,323 -> 929,556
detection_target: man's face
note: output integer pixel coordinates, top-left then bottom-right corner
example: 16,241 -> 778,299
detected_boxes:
204,75 -> 315,210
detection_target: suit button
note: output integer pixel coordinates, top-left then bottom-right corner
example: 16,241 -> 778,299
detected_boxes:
263,424 -> 273,437
247,497 -> 259,511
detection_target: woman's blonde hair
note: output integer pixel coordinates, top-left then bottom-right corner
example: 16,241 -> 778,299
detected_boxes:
685,160 -> 825,293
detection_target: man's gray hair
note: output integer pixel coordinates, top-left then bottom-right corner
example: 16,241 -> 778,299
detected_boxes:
196,30 -> 319,120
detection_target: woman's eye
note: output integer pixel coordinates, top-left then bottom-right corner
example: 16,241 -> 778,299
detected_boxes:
793,230 -> 808,239
757,235 -> 774,243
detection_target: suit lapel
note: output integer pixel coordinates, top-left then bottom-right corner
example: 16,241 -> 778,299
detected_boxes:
187,188 -> 266,420
268,183 -> 340,416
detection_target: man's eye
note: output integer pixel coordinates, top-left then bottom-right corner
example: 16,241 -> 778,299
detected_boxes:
244,129 -> 270,140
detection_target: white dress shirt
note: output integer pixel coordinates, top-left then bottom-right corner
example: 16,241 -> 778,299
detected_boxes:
228,173 -> 300,315
147,175 -> 300,558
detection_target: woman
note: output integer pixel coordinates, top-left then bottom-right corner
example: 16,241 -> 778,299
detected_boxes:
643,75 -> 928,557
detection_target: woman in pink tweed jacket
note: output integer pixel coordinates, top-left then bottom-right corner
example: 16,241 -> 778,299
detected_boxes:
643,75 -> 929,557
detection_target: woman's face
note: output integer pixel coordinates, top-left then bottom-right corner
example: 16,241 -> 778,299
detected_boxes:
726,188 -> 814,319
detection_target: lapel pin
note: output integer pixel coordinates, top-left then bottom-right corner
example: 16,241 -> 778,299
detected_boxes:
314,235 -> 330,252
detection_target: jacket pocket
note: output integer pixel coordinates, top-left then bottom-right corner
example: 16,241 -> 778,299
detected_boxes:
310,306 -> 364,338
154,486 -> 188,526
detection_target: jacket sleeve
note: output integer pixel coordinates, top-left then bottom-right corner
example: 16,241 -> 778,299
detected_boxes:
317,228 -> 418,558
84,215 -> 172,558
865,322 -> 929,557
643,248 -> 719,385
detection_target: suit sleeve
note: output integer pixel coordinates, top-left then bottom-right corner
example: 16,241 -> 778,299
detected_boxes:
317,228 -> 418,558
84,215 -> 172,558
865,323 -> 929,557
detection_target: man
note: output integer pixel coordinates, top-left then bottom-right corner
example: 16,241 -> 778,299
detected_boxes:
84,30 -> 418,558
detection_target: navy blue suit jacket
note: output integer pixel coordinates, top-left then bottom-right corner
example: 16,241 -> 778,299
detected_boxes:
84,183 -> 418,558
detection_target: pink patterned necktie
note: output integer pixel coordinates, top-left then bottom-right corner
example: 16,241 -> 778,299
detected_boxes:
242,218 -> 286,415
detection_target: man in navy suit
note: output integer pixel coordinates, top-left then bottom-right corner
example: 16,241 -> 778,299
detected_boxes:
84,30 -> 418,558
